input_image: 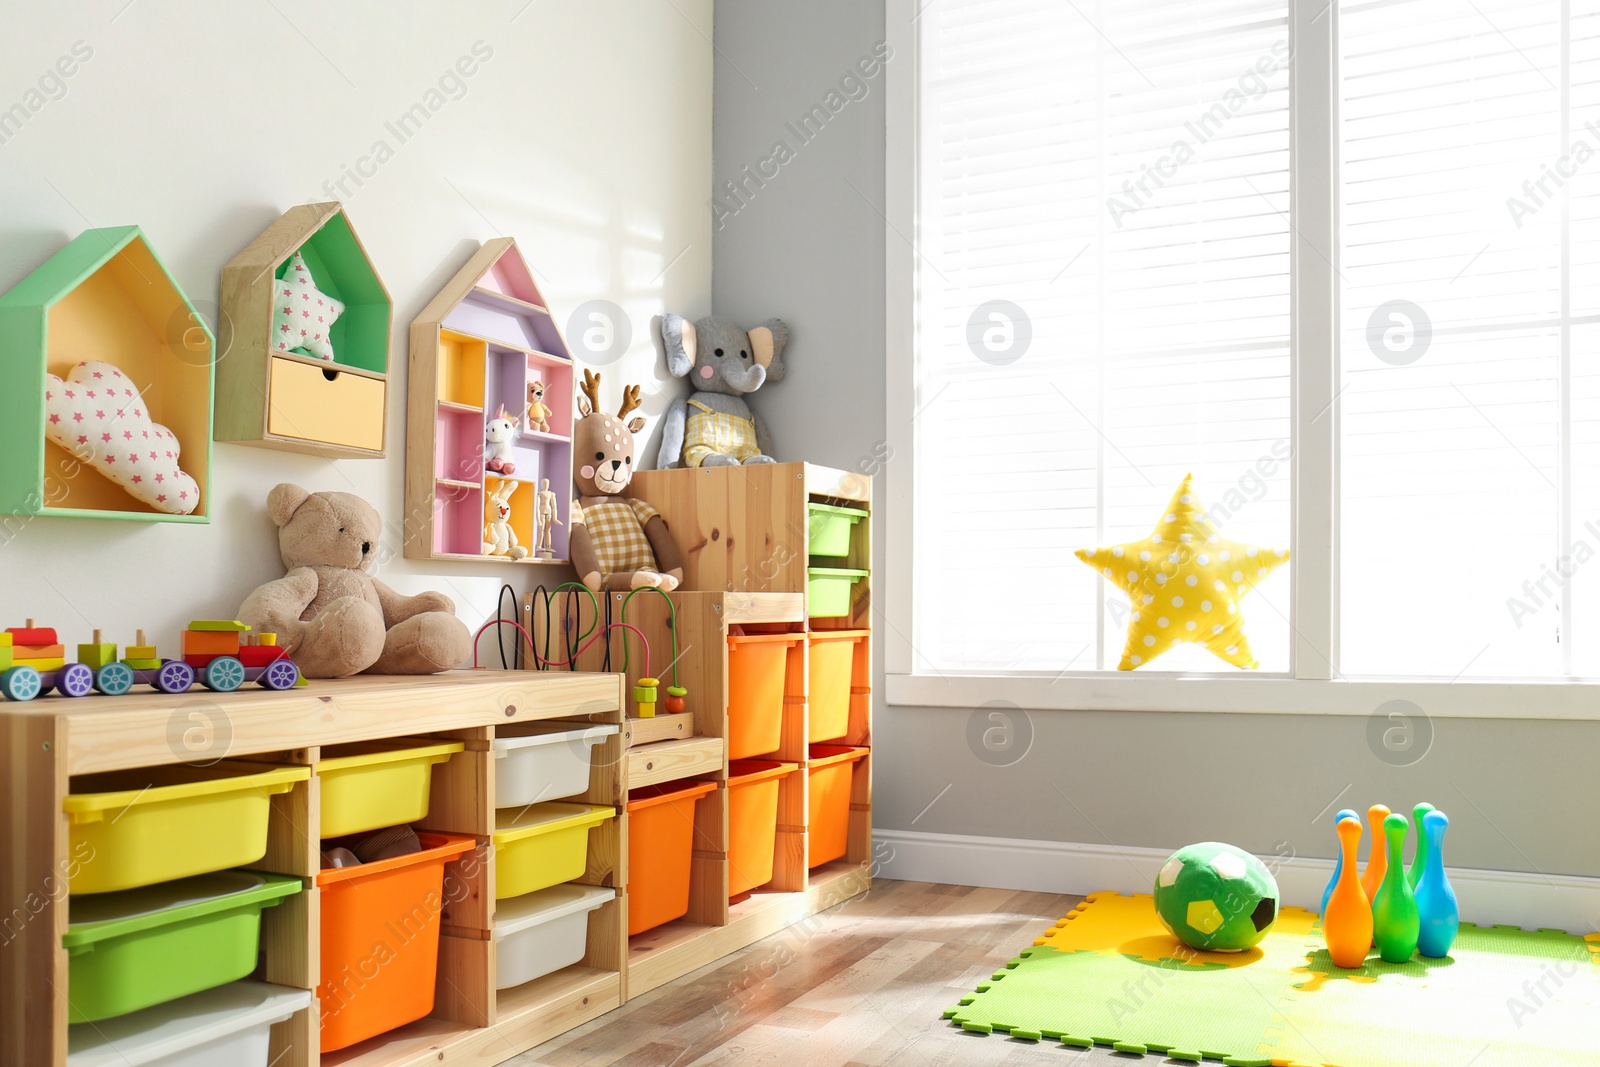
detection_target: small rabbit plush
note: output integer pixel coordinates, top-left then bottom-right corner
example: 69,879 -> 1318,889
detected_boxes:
485,405 -> 518,475
483,481 -> 528,559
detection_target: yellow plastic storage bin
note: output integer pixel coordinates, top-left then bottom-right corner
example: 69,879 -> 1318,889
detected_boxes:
492,803 -> 614,900
64,762 -> 310,894
318,740 -> 464,838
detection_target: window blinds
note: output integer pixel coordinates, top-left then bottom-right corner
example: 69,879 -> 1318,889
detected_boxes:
914,0 -> 1294,673
1338,0 -> 1600,677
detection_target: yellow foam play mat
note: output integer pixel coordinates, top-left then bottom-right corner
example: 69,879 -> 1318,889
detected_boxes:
945,891 -> 1600,1066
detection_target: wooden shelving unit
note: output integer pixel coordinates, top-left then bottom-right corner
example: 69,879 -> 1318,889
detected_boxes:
628,462 -> 873,630
0,225 -> 216,522
1,671 -> 622,1067
528,459 -> 876,997
406,239 -> 576,566
217,202 -> 392,458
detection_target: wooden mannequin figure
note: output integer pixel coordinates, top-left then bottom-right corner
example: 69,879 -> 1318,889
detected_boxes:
535,477 -> 561,559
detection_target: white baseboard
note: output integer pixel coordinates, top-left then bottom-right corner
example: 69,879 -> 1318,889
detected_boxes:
873,828 -> 1600,935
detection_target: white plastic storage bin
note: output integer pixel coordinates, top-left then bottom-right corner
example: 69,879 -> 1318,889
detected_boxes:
493,883 -> 615,990
67,981 -> 310,1067
493,722 -> 618,807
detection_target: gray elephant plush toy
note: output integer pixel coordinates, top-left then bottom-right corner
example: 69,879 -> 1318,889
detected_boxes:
658,314 -> 788,468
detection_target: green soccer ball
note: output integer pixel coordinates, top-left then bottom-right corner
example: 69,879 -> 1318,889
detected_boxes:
1152,842 -> 1279,952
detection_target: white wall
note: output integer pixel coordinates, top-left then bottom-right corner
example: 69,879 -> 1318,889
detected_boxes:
0,0 -> 712,654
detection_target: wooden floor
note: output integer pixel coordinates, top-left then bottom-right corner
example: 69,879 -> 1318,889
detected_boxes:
503,879 -> 1131,1067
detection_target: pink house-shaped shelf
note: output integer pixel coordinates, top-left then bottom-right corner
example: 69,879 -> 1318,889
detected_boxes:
405,238 -> 575,563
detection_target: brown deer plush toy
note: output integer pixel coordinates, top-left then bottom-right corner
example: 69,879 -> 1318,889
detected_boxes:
568,370 -> 685,592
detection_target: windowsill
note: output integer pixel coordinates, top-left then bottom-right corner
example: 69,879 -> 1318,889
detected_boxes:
885,671 -> 1600,720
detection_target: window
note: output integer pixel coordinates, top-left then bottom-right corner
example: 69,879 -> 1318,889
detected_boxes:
1339,0 -> 1600,678
896,0 -> 1600,689
912,0 -> 1294,674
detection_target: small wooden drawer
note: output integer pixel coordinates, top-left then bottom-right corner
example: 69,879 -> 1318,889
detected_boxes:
267,357 -> 386,452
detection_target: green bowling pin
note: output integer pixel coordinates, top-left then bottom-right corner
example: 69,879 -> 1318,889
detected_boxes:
1373,812 -> 1420,963
1406,801 -> 1435,891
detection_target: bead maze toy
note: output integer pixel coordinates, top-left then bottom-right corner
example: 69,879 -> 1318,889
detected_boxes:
480,583 -> 689,720
0,619 -> 301,701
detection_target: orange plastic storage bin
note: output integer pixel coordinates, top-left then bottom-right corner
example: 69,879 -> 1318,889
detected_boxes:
315,831 -> 475,1052
807,745 -> 868,868
727,760 -> 798,897
808,631 -> 867,743
726,632 -> 801,760
626,779 -> 716,936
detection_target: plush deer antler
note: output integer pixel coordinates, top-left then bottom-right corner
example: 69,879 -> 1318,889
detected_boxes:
618,384 -> 642,419
580,369 -> 603,415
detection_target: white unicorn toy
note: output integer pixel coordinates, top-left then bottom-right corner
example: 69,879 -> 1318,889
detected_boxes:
485,405 -> 518,476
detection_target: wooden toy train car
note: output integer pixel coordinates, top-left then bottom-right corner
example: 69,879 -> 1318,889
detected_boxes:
0,619 -> 300,701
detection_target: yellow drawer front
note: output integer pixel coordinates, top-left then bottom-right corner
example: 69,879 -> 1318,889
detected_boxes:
268,358 -> 386,451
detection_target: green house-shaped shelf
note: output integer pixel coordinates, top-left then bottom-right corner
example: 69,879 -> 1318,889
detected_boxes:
217,202 -> 392,458
0,226 -> 215,522
405,237 -> 575,563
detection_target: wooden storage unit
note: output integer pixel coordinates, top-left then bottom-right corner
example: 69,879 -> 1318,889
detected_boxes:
527,581 -> 872,997
406,239 -> 576,565
0,226 -> 215,521
217,202 -> 392,458
2,671 -> 623,1067
627,461 -> 873,628
624,461 -> 875,903
2,665 -> 862,1066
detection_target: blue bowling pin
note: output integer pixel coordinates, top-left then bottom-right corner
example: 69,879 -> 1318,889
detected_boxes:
1407,801 -> 1436,891
1321,809 -> 1361,915
1414,810 -> 1458,957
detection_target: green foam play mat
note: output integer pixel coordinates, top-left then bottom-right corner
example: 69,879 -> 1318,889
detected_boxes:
945,891 -> 1600,1067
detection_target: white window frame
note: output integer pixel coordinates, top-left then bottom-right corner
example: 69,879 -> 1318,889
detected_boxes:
882,0 -> 1600,721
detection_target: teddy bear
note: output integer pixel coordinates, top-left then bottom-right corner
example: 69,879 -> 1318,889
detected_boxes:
238,483 -> 472,678
568,370 -> 684,591
657,314 -> 788,468
525,379 -> 553,434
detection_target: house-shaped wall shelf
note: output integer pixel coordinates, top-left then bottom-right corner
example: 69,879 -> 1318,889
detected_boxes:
0,226 -> 215,522
216,202 -> 391,458
406,238 -> 575,563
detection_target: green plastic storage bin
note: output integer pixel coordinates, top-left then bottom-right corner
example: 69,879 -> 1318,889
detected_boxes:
808,502 -> 867,557
808,567 -> 868,618
64,871 -> 300,1023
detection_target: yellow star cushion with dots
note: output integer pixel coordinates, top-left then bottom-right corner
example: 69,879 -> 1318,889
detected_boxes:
1075,474 -> 1287,670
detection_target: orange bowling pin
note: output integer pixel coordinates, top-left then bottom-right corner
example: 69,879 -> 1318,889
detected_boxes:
1324,816 -> 1373,968
1361,804 -> 1391,902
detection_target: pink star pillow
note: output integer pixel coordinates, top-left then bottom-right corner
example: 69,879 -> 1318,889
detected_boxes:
271,251 -> 343,361
44,361 -> 200,515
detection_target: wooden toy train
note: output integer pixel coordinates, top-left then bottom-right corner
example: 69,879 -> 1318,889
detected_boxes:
0,619 -> 301,701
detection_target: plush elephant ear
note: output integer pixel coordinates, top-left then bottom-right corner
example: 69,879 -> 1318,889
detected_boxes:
662,313 -> 698,378
267,483 -> 312,528
750,319 -> 789,382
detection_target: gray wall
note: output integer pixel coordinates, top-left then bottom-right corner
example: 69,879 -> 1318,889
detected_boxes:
710,0 -> 888,475
713,1 -> 1600,882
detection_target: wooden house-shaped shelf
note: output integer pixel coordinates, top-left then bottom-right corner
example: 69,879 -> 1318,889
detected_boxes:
0,226 -> 215,522
217,202 -> 391,458
406,238 -> 575,563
